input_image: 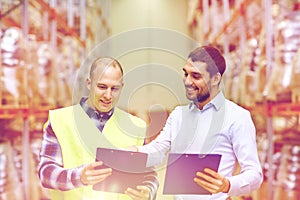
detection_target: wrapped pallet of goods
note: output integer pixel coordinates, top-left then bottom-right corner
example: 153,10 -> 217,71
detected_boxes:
227,50 -> 242,104
275,142 -> 300,200
223,49 -> 236,101
187,0 -> 205,44
35,42 -> 58,107
264,9 -> 300,103
55,36 -> 76,107
11,136 -> 41,200
290,46 -> 300,103
254,28 -> 267,103
0,27 -> 29,106
0,1 -> 113,200
0,139 -> 24,200
238,39 -> 259,107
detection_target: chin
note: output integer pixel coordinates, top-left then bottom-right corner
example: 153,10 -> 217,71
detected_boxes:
186,95 -> 196,101
97,105 -> 111,112
103,107 -> 112,112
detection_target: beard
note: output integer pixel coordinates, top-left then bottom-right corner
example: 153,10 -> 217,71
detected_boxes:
185,87 -> 211,103
196,91 -> 210,103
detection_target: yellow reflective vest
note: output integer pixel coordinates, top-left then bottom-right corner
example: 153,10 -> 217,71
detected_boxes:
48,104 -> 146,200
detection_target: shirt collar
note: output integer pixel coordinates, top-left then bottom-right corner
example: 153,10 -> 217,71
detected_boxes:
79,97 -> 114,118
188,92 -> 225,111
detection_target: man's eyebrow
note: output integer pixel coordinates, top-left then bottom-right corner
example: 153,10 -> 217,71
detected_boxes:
191,71 -> 201,75
96,83 -> 107,86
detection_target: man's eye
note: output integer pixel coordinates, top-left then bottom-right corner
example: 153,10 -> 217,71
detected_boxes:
112,87 -> 121,92
192,73 -> 202,79
98,85 -> 107,89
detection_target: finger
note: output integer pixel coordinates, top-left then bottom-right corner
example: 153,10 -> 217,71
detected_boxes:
196,171 -> 216,183
194,172 -> 228,193
83,168 -> 112,178
125,186 -> 150,200
194,177 -> 219,192
196,171 -> 222,186
81,163 -> 112,185
203,168 -> 221,179
194,171 -> 221,192
84,173 -> 112,185
125,187 -> 141,200
85,161 -> 112,175
136,185 -> 150,193
87,167 -> 112,176
137,185 -> 150,199
87,161 -> 104,169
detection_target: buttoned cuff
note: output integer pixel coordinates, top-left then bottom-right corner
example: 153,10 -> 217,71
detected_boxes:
227,176 -> 250,196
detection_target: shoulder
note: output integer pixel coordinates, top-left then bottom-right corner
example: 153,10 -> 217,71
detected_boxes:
171,104 -> 193,114
172,104 -> 190,111
224,99 -> 251,118
50,104 -> 78,112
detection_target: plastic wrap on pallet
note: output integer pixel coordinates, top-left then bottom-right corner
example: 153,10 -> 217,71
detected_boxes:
35,42 -> 58,106
264,11 -> 300,102
0,27 -> 29,106
0,139 -> 24,200
275,143 -> 300,199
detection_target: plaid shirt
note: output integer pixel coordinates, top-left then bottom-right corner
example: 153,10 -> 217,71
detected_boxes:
38,97 -> 158,199
38,97 -> 114,191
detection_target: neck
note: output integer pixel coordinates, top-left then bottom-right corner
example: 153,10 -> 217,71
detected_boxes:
86,98 -> 94,109
196,89 -> 220,110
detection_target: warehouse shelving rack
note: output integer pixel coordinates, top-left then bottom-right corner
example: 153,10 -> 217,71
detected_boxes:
0,106 -> 51,200
188,0 -> 300,200
0,0 -> 88,199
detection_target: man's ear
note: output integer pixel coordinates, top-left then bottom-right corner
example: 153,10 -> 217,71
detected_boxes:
212,73 -> 221,85
86,78 -> 91,90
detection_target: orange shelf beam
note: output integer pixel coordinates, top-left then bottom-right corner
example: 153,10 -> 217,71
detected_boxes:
269,103 -> 300,116
244,103 -> 300,117
0,106 -> 54,119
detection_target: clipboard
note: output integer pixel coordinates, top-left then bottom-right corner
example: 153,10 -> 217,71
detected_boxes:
92,147 -> 150,193
163,153 -> 222,195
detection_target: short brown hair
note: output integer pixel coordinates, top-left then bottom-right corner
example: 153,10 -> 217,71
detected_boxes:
188,46 -> 226,77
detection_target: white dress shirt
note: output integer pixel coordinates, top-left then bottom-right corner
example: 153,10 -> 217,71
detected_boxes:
139,92 -> 263,200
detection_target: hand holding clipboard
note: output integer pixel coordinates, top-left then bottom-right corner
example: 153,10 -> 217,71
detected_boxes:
163,153 -> 222,195
194,167 -> 230,194
92,147 -> 153,194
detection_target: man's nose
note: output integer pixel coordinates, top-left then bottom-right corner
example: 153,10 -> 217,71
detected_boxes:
104,88 -> 112,99
184,75 -> 193,85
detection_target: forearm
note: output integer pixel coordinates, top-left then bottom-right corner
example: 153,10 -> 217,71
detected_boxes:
38,161 -> 86,191
138,134 -> 171,167
38,121 -> 86,191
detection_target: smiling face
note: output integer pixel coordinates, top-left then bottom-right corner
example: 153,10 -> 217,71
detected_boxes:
86,62 -> 124,113
183,59 -> 221,108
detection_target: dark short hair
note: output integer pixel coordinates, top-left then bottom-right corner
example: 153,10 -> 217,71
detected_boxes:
89,57 -> 123,79
188,46 -> 226,77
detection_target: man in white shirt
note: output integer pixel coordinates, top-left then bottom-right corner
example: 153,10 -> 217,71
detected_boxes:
137,46 -> 263,200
